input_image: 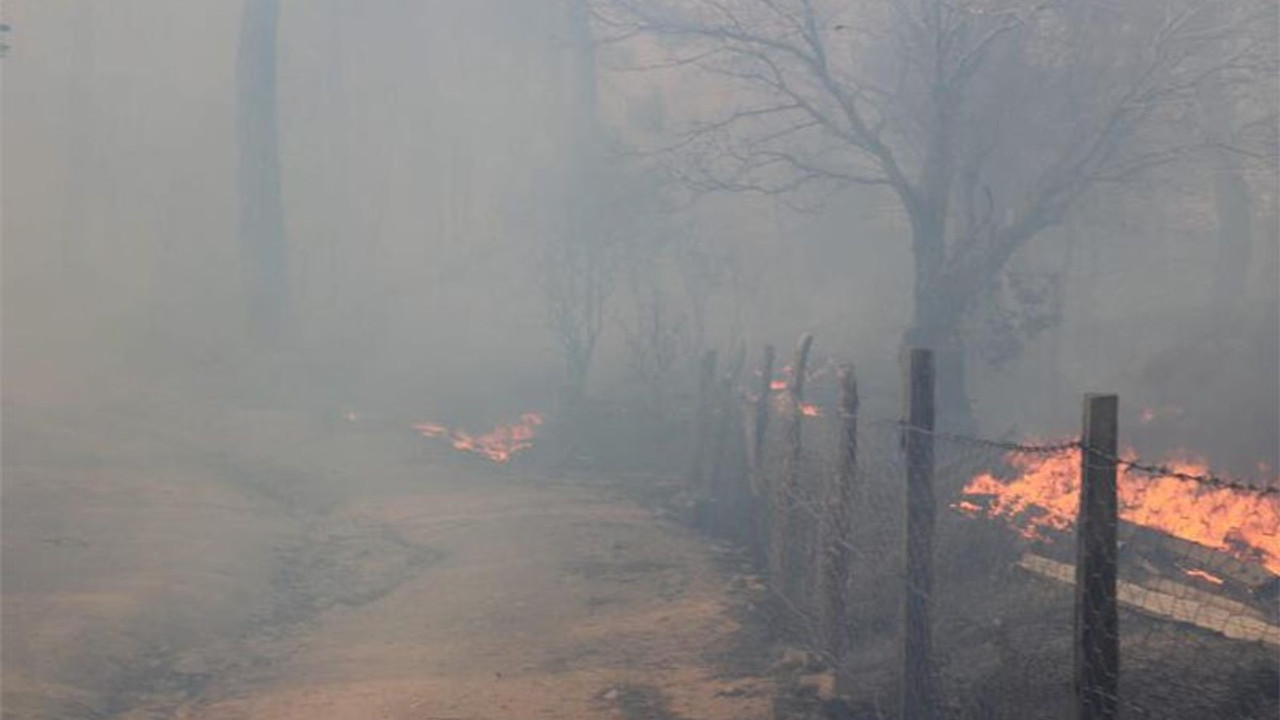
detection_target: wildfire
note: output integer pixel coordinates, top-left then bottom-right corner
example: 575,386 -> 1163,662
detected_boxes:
768,358 -> 837,393
1183,568 -> 1226,585
958,447 -> 1280,574
769,391 -> 823,418
414,422 -> 449,438
413,413 -> 545,463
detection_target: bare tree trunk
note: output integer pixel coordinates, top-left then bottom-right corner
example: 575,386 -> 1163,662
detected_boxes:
905,217 -> 976,434
237,0 -> 290,344
546,0 -> 609,409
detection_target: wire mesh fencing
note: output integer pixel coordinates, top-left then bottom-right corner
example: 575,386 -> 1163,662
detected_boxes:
684,340 -> 1278,720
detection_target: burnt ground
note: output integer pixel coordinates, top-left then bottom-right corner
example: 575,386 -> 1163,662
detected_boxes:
1,398 -> 812,720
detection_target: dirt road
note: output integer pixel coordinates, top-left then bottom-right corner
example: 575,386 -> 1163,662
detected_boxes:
3,403 -> 782,720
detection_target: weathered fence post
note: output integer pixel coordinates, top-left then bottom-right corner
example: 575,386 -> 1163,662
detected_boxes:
750,344 -> 777,565
752,344 -> 776,479
903,348 -> 936,720
710,344 -> 746,491
771,333 -> 813,598
820,363 -> 858,665
707,344 -> 747,535
690,349 -> 718,502
1076,394 -> 1119,720
789,334 -> 814,404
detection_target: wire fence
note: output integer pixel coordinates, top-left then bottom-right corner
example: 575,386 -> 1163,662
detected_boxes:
685,339 -> 1279,720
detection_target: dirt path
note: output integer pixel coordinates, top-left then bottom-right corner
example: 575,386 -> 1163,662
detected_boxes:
4,405 -> 781,720
163,476 -> 773,720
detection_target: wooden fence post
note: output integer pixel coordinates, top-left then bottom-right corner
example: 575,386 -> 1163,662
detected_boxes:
710,344 -> 747,491
789,334 -> 814,400
820,363 -> 858,664
771,333 -> 813,597
1076,394 -> 1119,720
752,344 -> 776,480
707,344 -> 747,535
690,349 -> 718,500
750,344 -> 776,565
903,348 -> 936,720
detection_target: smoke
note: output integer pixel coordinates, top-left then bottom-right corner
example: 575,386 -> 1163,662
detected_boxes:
4,0 -> 1276,456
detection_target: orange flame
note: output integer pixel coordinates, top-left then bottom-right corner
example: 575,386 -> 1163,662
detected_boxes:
1183,568 -> 1225,585
959,446 -> 1280,574
413,422 -> 449,438
413,413 -> 545,463
769,392 -> 822,418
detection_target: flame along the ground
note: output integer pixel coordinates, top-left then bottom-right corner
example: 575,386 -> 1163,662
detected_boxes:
1183,568 -> 1226,585
413,413 -> 545,463
762,392 -> 822,417
957,445 -> 1280,575
418,356 -> 831,463
759,362 -> 827,416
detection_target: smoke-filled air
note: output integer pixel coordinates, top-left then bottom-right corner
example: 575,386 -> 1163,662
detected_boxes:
3,1 -> 1278,719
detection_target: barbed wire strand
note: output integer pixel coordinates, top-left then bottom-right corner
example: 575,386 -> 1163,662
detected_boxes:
735,396 -> 1277,720
863,418 -> 1279,497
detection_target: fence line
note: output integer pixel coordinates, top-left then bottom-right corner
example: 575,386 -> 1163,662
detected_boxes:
683,334 -> 1279,720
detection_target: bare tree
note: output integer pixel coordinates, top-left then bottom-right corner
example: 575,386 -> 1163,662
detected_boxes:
543,226 -> 618,406
618,247 -> 698,416
544,0 -> 694,408
593,0 -> 1275,426
542,0 -> 609,406
1196,49 -> 1278,320
545,153 -> 680,402
237,0 -> 290,343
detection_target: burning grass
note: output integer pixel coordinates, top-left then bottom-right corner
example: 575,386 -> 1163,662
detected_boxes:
413,412 -> 544,463
958,446 -> 1280,574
